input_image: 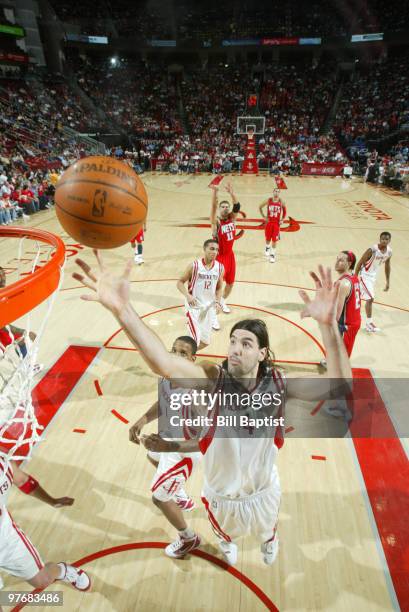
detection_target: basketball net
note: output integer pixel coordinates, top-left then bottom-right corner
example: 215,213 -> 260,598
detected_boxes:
0,231 -> 65,461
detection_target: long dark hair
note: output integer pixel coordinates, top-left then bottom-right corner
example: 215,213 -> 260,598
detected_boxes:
223,319 -> 275,376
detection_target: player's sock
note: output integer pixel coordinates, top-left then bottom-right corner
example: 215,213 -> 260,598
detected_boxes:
179,527 -> 196,539
56,563 -> 66,579
271,248 -> 276,256
367,318 -> 373,324
265,245 -> 270,256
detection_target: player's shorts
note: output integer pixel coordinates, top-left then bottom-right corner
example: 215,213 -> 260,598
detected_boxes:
0,510 -> 44,588
185,302 -> 214,346
149,451 -> 201,502
359,273 -> 375,301
201,466 -> 281,543
264,221 -> 280,243
131,229 -> 144,244
339,324 -> 360,357
217,252 -> 236,285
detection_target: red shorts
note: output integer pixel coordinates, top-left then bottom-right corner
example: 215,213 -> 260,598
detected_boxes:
131,229 -> 144,245
217,252 -> 236,285
340,325 -> 360,357
265,222 -> 280,242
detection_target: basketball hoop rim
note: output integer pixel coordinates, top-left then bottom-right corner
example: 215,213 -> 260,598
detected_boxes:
0,227 -> 66,328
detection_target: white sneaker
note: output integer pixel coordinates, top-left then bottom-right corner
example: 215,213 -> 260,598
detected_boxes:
265,247 -> 270,258
58,563 -> 91,591
366,322 -> 381,332
218,540 -> 238,566
220,299 -> 230,314
261,536 -> 279,565
319,359 -> 327,369
33,363 -> 44,376
324,404 -> 352,421
134,254 -> 143,265
165,534 -> 201,558
269,254 -> 276,263
212,317 -> 220,330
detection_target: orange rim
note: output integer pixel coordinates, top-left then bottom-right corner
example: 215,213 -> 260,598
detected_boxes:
0,228 -> 66,328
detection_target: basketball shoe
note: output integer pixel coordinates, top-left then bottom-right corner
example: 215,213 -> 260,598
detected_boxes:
218,540 -> 238,566
212,316 -> 220,330
165,533 -> 201,558
220,298 -> 230,313
269,254 -> 276,264
57,563 -> 91,591
366,322 -> 381,332
261,536 -> 279,565
265,246 -> 270,258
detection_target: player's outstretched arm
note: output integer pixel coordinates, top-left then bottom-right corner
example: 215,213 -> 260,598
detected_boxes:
11,462 -> 74,508
142,433 -> 200,454
287,266 -> 352,401
225,182 -> 240,220
210,185 -> 218,230
129,401 -> 159,444
73,251 -> 209,380
355,248 -> 372,275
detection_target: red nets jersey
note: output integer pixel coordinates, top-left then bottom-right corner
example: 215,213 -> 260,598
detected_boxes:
216,217 -> 236,256
338,273 -> 361,329
267,198 -> 286,222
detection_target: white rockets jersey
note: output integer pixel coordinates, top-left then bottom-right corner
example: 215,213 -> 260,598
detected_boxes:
0,457 -> 13,524
188,258 -> 223,307
200,367 -> 286,498
362,244 -> 392,276
158,378 -> 203,454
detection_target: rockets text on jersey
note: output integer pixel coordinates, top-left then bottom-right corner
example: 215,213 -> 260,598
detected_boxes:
188,259 -> 223,305
363,244 -> 392,276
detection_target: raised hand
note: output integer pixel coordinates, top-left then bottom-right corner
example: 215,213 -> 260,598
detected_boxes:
225,182 -> 234,195
299,265 -> 340,325
73,250 -> 133,317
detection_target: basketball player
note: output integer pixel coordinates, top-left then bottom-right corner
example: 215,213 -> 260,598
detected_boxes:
130,223 -> 146,265
210,182 -> 240,326
321,251 -> 361,368
176,239 -> 223,349
128,336 -> 202,553
0,455 -> 90,595
73,253 -> 351,566
259,188 -> 287,263
355,232 -> 392,332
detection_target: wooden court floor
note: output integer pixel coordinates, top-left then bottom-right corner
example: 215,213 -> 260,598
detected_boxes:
2,173 -> 409,611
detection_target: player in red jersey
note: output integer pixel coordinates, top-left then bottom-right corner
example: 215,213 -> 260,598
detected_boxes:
321,251 -> 361,369
130,223 -> 146,265
259,188 -> 287,263
210,182 -> 240,328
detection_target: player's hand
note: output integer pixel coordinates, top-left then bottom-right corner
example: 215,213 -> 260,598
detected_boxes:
73,250 -> 132,317
142,434 -> 175,452
52,496 -> 74,508
225,182 -> 234,195
384,283 -> 389,292
187,294 -> 198,307
210,184 -> 219,192
299,265 -> 340,325
129,416 -> 147,444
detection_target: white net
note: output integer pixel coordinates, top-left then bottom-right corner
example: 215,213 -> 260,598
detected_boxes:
0,231 -> 65,461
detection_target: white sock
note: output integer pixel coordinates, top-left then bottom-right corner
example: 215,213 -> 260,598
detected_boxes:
271,248 -> 276,255
265,245 -> 270,251
56,563 -> 66,579
179,527 -> 195,539
367,318 -> 373,324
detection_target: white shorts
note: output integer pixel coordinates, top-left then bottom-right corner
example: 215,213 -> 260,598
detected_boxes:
359,273 -> 375,301
149,451 -> 201,502
185,303 -> 214,346
201,466 -> 281,543
0,509 -> 44,589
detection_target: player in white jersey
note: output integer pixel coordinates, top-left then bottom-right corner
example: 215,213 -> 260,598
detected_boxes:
74,253 -> 352,567
177,239 -> 223,348
355,232 -> 392,332
0,456 -> 90,594
129,336 -> 202,557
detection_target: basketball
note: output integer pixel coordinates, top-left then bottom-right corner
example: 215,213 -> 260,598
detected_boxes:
55,156 -> 148,249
